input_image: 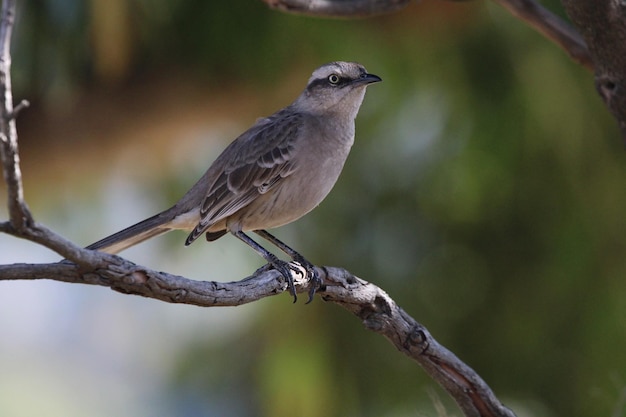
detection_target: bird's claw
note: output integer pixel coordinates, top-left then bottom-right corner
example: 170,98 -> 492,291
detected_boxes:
293,256 -> 322,304
268,259 -> 299,303
268,257 -> 322,304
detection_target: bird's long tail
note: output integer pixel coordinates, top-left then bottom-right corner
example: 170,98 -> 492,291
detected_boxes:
86,212 -> 174,254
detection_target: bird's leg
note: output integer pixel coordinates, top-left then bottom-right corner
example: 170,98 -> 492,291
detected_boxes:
232,230 -> 299,302
253,229 -> 321,303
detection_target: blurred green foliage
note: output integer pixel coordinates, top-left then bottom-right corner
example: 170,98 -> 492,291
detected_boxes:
6,1 -> 626,417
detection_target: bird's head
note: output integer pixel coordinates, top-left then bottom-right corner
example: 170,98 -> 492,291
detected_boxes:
294,61 -> 381,118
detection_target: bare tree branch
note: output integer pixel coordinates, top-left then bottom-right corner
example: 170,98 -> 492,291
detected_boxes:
0,220 -> 112,267
320,267 -> 516,417
0,256 -> 294,306
0,254 -> 516,417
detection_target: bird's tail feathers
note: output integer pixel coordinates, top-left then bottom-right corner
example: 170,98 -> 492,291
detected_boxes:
86,212 -> 173,254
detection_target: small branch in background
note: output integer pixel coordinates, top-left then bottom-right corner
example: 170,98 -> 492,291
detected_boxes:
493,0 -> 593,70
262,0 -> 593,71
261,0 -> 411,17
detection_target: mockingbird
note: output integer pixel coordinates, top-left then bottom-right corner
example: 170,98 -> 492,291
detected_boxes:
87,61 -> 381,302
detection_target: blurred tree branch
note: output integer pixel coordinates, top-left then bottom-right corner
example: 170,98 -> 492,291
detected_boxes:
261,0 -> 626,138
0,1 -> 518,416
261,0 -> 593,69
260,0 -> 411,16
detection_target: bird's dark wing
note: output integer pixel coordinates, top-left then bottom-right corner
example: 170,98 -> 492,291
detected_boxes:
185,110 -> 302,244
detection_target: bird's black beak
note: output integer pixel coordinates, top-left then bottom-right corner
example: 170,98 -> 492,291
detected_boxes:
352,73 -> 382,86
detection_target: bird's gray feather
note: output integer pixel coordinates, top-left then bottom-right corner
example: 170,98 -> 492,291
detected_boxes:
185,110 -> 302,244
86,212 -> 172,254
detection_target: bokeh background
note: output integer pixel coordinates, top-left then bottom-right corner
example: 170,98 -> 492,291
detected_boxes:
1,1 -> 625,416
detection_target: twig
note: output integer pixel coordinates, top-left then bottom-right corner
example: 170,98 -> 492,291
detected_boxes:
0,0 -> 31,229
8,98 -> 29,119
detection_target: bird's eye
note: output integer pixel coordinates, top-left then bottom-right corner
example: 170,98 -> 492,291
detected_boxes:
328,74 -> 340,85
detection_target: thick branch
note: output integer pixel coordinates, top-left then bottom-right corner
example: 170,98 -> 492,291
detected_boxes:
561,0 -> 626,140
0,258 -> 293,306
0,256 -> 515,417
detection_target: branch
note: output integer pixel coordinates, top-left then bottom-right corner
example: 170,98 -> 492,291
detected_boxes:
261,0 -> 593,70
260,0 -> 411,17
0,220 -> 112,266
320,267 -> 516,417
0,252 -> 516,417
265,0 -> 625,136
0,0 -> 31,230
264,0 -> 626,140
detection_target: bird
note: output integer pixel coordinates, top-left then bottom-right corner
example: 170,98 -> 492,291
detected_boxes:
87,61 -> 381,302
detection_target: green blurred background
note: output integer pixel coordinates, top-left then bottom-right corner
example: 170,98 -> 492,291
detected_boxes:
1,0 -> 625,416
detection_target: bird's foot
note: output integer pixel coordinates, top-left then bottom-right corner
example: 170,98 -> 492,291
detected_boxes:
267,256 -> 322,303
268,259 -> 300,303
292,255 -> 322,304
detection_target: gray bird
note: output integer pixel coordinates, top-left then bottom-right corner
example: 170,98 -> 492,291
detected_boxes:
87,61 -> 381,302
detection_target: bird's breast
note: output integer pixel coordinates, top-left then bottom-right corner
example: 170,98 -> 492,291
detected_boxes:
234,130 -> 354,232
